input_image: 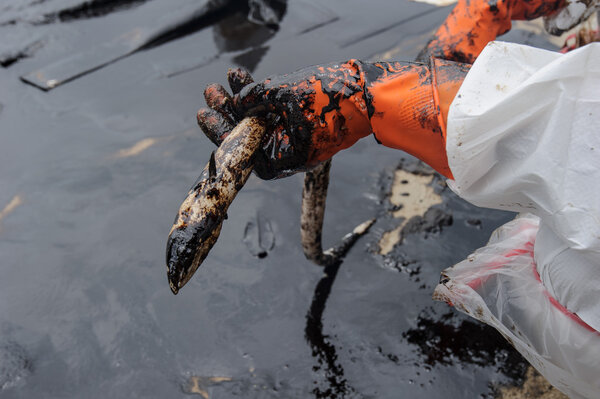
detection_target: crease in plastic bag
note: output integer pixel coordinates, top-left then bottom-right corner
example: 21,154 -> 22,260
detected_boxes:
434,214 -> 600,399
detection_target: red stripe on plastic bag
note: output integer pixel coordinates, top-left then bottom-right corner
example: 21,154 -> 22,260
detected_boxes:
531,262 -> 600,335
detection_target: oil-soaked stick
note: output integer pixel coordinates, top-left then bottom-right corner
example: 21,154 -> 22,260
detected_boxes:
166,117 -> 266,294
301,159 -> 375,266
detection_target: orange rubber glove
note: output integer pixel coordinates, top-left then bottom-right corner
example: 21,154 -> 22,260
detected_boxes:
418,0 -> 566,63
198,60 -> 469,180
366,58 -> 469,178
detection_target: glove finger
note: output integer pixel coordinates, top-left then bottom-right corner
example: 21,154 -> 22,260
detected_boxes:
196,107 -> 234,146
236,82 -> 273,115
227,67 -> 254,95
203,83 -> 237,124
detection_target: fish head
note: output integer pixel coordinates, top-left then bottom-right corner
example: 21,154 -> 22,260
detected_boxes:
166,217 -> 222,294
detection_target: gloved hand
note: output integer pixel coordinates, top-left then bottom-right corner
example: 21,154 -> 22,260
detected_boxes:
198,59 -> 470,180
418,0 -> 566,63
198,62 -> 373,180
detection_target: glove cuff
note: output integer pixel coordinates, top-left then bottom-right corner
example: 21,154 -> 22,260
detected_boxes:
365,58 -> 469,178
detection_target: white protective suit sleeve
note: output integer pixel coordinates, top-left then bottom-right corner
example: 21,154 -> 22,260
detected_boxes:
435,41 -> 600,398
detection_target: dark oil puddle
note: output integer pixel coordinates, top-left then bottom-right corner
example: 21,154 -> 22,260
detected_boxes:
1,52 -> 29,68
140,1 -> 248,51
47,0 -> 151,23
0,1 -> 542,397
0,40 -> 42,68
403,310 -> 528,382
305,258 -> 356,398
3,0 -> 285,72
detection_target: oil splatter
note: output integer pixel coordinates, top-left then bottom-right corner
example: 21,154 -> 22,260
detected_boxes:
403,311 -> 528,382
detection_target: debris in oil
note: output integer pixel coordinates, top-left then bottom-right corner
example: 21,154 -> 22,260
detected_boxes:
494,367 -> 567,399
184,376 -> 233,398
0,195 -> 23,231
114,137 -> 159,159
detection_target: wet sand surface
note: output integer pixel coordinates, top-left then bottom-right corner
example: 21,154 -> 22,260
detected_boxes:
0,1 -> 567,397
497,367 -> 567,399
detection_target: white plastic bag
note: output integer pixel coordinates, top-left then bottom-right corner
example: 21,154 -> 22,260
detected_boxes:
446,41 -> 600,332
434,214 -> 600,399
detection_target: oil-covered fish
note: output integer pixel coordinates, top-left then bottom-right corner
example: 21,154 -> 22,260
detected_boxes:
166,117 -> 266,294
